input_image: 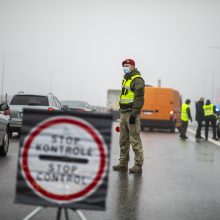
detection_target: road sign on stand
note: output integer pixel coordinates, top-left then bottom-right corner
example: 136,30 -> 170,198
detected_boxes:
15,109 -> 112,211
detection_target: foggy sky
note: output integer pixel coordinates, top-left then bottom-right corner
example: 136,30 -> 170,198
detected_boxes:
1,0 -> 220,106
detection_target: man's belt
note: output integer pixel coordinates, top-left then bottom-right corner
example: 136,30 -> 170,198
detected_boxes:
119,103 -> 133,110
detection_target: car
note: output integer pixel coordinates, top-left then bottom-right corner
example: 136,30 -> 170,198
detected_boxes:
215,107 -> 220,138
0,103 -> 10,156
61,100 -> 92,112
9,92 -> 63,136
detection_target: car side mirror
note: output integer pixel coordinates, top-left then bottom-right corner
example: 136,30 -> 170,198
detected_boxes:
62,105 -> 69,111
0,103 -> 9,111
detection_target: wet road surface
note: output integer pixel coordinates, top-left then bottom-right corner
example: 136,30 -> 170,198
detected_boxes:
1,126 -> 220,220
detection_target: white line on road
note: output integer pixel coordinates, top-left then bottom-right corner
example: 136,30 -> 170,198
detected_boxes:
188,128 -> 220,146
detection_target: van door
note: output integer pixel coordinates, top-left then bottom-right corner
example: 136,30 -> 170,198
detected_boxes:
141,88 -> 157,120
154,89 -> 172,121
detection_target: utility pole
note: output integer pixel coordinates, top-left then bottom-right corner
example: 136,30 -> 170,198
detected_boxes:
1,54 -> 6,103
49,70 -> 64,94
210,46 -> 220,103
201,68 -> 215,103
211,69 -> 214,103
50,71 -> 53,93
157,78 -> 161,87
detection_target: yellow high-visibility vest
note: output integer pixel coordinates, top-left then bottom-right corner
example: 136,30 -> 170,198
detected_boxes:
203,104 -> 214,116
120,75 -> 142,104
181,103 -> 190,121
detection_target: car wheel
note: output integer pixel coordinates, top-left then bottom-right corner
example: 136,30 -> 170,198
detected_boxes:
0,128 -> 9,157
17,131 -> 22,138
9,131 -> 13,138
170,125 -> 176,133
170,127 -> 175,133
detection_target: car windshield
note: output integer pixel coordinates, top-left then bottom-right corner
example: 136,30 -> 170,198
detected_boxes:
61,101 -> 89,109
10,95 -> 49,106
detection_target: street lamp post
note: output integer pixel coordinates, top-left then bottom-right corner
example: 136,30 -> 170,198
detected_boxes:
49,70 -> 64,94
50,71 -> 53,93
211,69 -> 214,103
210,46 -> 220,104
1,54 -> 6,103
1,53 -> 19,103
201,67 -> 215,103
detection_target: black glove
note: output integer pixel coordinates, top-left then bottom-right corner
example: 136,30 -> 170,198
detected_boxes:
129,115 -> 136,125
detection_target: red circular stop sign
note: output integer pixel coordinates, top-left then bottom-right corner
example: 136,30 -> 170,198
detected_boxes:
21,116 -> 107,203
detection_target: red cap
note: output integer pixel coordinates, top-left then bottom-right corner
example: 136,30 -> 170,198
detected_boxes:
122,59 -> 135,67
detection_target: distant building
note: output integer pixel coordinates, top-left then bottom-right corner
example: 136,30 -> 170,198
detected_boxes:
216,88 -> 220,105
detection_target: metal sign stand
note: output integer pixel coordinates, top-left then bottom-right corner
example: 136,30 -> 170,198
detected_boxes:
22,207 -> 87,220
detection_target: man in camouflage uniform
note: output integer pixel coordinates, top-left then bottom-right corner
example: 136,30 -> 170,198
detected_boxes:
112,59 -> 145,173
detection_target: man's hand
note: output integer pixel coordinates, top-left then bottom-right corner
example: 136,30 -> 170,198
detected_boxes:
129,115 -> 136,125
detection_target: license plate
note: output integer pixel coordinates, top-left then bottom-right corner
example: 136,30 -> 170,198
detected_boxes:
144,112 -> 153,115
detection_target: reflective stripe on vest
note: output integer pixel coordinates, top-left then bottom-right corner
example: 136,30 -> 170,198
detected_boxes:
181,103 -> 190,121
120,75 -> 142,104
203,104 -> 214,116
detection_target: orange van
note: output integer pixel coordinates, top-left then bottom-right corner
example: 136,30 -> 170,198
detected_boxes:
141,87 -> 181,132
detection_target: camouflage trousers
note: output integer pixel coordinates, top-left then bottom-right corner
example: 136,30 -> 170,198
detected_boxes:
119,112 -> 144,166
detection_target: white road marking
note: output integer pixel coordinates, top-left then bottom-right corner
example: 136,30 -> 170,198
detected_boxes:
188,128 -> 220,146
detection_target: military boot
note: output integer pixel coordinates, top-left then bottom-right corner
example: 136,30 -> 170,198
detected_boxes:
129,165 -> 142,173
112,163 -> 128,171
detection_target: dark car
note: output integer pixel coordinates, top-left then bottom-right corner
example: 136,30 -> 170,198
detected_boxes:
0,103 -> 10,156
61,100 -> 92,112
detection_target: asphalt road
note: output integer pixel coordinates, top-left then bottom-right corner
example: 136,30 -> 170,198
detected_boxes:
1,126 -> 220,220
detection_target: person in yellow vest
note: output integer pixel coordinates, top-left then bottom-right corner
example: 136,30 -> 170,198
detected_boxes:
203,99 -> 218,141
180,99 -> 192,139
112,59 -> 145,173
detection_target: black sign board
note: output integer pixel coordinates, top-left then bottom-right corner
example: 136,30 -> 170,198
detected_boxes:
15,109 -> 112,210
